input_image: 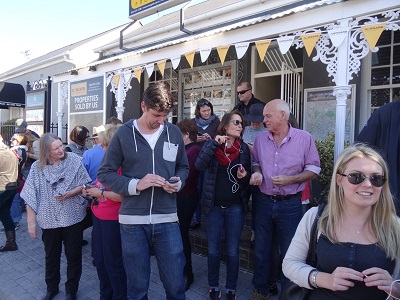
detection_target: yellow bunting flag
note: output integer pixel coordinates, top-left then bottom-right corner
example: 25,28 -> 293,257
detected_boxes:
361,23 -> 386,51
185,50 -> 196,68
217,45 -> 230,65
255,40 -> 272,61
157,60 -> 166,77
134,68 -> 142,83
301,32 -> 321,57
113,74 -> 120,87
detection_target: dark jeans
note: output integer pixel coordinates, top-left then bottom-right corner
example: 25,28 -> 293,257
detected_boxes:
252,195 -> 302,296
0,189 -> 17,231
92,214 -> 127,300
42,220 -> 84,294
177,193 -> 199,276
205,204 -> 245,292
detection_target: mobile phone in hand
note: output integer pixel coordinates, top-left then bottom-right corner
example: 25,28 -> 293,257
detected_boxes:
167,179 -> 179,184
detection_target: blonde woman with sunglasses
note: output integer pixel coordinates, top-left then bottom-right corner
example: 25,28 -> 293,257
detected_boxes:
283,144 -> 400,299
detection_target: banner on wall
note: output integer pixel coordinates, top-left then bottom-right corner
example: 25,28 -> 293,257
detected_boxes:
70,76 -> 104,113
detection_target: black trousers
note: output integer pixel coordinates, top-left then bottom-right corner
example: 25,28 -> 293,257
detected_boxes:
177,193 -> 199,276
0,189 -> 17,231
42,220 -> 84,294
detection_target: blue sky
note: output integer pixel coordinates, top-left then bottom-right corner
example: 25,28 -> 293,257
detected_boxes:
0,0 -> 201,73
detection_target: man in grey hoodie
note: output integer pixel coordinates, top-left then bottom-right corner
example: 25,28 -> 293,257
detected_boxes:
98,82 -> 189,300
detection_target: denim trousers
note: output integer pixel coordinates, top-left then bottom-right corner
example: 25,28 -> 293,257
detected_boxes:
252,195 -> 302,296
92,213 -> 127,300
205,204 -> 245,292
177,193 -> 199,276
42,220 -> 84,294
10,193 -> 22,223
120,222 -> 186,300
0,189 -> 17,231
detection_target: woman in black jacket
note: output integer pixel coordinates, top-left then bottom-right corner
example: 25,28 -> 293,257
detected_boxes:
195,110 -> 251,300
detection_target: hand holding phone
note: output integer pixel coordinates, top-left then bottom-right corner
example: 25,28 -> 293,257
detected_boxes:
167,179 -> 179,184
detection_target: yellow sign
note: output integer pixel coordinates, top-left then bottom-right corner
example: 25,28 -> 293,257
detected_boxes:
361,23 -> 386,51
185,50 -> 196,69
255,40 -> 271,61
301,32 -> 321,57
134,68 -> 142,83
157,60 -> 166,77
70,82 -> 87,97
131,0 -> 155,9
217,45 -> 229,65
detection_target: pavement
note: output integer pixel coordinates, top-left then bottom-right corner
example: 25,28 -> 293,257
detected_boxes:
0,213 -> 280,300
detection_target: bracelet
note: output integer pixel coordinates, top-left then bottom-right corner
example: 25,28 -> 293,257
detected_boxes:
311,270 -> 319,289
99,188 -> 105,197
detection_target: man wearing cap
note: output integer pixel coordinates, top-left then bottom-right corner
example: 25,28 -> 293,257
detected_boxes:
233,82 -> 264,127
14,119 -> 40,138
82,125 -> 106,184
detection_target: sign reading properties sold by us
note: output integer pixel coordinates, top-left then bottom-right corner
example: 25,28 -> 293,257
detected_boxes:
70,76 -> 104,113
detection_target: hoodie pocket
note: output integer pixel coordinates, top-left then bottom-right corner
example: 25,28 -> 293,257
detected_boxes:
163,142 -> 178,162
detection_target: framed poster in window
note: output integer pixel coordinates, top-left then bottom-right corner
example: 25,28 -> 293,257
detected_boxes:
303,85 -> 355,142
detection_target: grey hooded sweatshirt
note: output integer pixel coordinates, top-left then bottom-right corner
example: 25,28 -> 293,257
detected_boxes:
97,120 -> 189,225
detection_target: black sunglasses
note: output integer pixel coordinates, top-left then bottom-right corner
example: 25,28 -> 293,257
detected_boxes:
198,100 -> 210,106
237,89 -> 250,95
230,120 -> 243,126
338,172 -> 386,187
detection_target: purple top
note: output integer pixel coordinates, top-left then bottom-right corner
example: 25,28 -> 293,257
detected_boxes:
252,126 -> 320,196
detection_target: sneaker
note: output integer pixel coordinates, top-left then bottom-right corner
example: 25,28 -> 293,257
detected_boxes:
226,291 -> 237,300
249,289 -> 270,300
209,288 -> 221,300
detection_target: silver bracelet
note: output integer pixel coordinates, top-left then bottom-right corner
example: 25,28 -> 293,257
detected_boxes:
311,270 -> 319,288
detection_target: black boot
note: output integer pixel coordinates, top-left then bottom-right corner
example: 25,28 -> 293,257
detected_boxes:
0,230 -> 18,252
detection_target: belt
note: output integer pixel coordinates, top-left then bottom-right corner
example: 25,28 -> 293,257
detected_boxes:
265,192 -> 302,201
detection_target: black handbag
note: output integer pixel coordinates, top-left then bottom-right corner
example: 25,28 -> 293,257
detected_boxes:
280,203 -> 325,300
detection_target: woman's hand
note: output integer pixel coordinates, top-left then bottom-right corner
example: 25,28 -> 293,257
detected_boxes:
318,267 -> 364,291
363,267 -> 400,297
237,164 -> 247,179
215,135 -> 229,145
27,223 -> 37,239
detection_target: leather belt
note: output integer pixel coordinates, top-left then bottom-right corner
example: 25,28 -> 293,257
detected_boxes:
266,192 -> 302,201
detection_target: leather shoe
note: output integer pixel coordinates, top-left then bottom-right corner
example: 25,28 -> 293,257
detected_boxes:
42,290 -> 59,300
185,273 -> 194,291
65,293 -> 77,300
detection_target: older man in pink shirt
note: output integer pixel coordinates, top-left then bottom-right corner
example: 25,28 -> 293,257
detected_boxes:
249,99 -> 320,300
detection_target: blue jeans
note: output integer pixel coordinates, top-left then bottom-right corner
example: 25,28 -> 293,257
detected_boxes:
120,222 -> 185,300
92,214 -> 127,300
252,195 -> 302,296
205,204 -> 245,292
10,193 -> 22,223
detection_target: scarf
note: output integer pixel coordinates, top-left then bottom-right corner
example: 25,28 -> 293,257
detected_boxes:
215,139 -> 241,166
195,114 -> 217,127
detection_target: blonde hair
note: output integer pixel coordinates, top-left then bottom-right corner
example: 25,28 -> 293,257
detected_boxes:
98,124 -> 121,148
320,144 -> 400,260
38,133 -> 66,169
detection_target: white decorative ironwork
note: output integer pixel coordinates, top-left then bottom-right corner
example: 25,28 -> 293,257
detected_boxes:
107,68 -> 134,121
60,81 -> 69,110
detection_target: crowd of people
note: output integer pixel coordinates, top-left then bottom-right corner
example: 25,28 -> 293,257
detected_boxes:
0,81 -> 399,300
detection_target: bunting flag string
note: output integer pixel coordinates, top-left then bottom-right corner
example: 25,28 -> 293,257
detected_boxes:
216,45 -> 230,65
145,64 -> 154,78
301,32 -> 321,57
134,67 -> 142,83
255,40 -> 272,61
157,60 -> 166,77
185,50 -> 196,68
361,23 -> 386,51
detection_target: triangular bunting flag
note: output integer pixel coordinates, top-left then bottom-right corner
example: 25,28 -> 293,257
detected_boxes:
123,70 -> 132,84
113,74 -> 120,87
255,40 -> 272,61
327,27 -> 349,48
157,60 -> 166,77
217,45 -> 229,65
277,36 -> 295,55
301,32 -> 321,57
134,67 -> 142,83
361,23 -> 386,51
234,42 -> 249,59
171,56 -> 181,69
145,64 -> 154,78
200,48 -> 212,63
185,50 -> 196,68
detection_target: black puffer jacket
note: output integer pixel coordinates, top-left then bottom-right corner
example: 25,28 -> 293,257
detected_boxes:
195,139 -> 251,215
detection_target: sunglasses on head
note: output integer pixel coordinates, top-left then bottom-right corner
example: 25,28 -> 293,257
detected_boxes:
237,89 -> 250,95
198,100 -> 210,106
230,120 -> 243,126
338,172 -> 386,187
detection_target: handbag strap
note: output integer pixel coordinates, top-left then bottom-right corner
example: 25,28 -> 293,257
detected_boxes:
306,202 -> 326,267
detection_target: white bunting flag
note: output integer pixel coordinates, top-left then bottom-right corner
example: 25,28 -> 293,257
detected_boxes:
234,42 -> 249,59
327,27 -> 350,48
145,64 -> 154,78
170,56 -> 181,69
200,48 -> 212,63
277,36 -> 295,55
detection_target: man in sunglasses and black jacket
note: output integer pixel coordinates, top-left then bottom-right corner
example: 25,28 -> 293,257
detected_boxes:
233,82 -> 264,127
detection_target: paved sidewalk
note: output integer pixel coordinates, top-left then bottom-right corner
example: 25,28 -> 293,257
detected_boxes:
0,213 -> 279,300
